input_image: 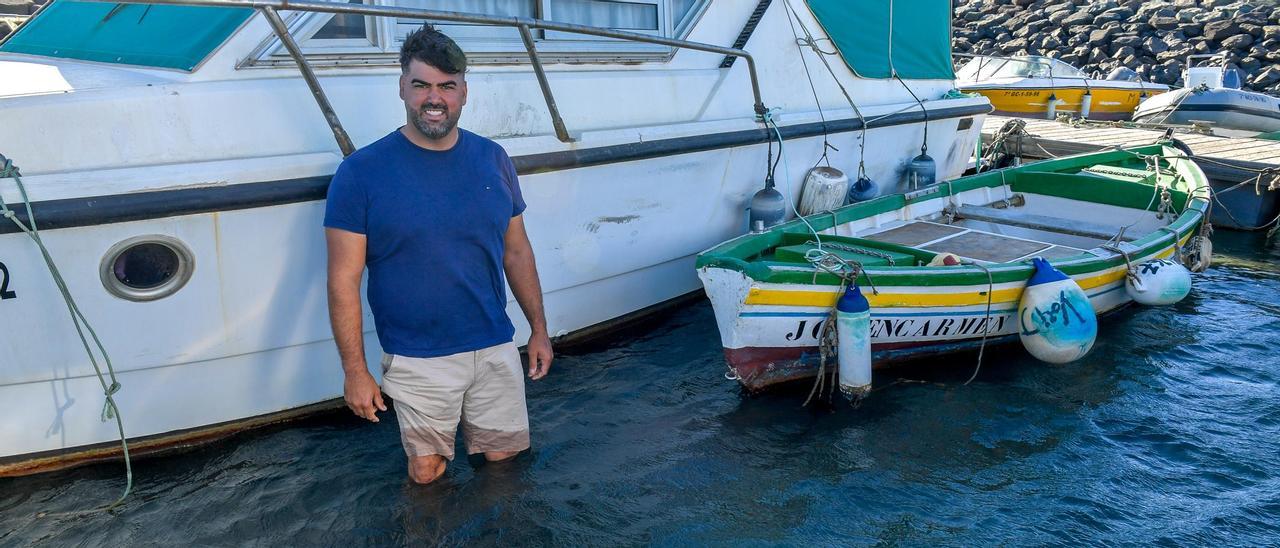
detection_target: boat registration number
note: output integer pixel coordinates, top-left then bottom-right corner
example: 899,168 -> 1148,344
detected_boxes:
0,262 -> 16,300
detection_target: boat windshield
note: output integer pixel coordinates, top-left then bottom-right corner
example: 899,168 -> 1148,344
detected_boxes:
0,1 -> 252,71
957,56 -> 1087,80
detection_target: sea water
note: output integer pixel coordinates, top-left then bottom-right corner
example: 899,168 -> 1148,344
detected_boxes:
2,231 -> 1278,545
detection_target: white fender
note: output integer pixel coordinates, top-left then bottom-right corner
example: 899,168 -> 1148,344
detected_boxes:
836,283 -> 872,400
1125,258 -> 1192,305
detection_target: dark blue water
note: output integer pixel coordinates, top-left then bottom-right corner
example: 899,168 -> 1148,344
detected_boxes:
3,232 -> 1279,545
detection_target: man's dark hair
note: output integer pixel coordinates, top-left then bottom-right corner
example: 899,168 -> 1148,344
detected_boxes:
399,24 -> 467,74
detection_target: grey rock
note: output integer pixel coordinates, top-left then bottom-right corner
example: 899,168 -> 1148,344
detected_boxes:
1221,34 -> 1255,50
1044,3 -> 1073,14
1240,57 -> 1262,74
1138,3 -> 1174,18
1003,37 -> 1030,53
1193,40 -> 1211,53
1149,14 -> 1180,30
1013,0 -> 1036,6
1113,45 -> 1137,60
1250,66 -> 1280,87
1265,25 -> 1280,41
1088,27 -> 1118,46
1061,11 -> 1093,27
1202,21 -> 1241,42
1048,10 -> 1073,26
1240,23 -> 1263,38
962,10 -> 984,22
1177,7 -> 1205,23
1145,36 -> 1170,54
0,0 -> 29,16
1179,23 -> 1203,37
1112,33 -> 1143,48
1093,12 -> 1125,25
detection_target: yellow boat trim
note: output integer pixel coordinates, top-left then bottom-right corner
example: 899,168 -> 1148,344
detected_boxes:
743,263 -> 1168,308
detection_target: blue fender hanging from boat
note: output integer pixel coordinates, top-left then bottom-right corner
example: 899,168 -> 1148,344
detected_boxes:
1017,258 -> 1098,364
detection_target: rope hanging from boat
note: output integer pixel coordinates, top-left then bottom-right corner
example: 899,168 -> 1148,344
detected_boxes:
780,0 -> 870,178
802,280 -> 841,407
0,155 -> 133,514
962,262 -> 995,386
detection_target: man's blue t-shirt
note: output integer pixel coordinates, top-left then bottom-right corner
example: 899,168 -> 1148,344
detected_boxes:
324,128 -> 526,358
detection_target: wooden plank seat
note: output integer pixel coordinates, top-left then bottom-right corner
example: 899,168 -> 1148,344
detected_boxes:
953,204 -> 1135,242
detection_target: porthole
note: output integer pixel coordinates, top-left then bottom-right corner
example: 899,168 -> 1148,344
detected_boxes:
100,235 -> 195,302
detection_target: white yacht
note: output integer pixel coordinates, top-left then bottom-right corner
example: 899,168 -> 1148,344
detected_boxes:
0,0 -> 988,475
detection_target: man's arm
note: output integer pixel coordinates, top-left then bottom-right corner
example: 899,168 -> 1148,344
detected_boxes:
326,227 -> 385,421
503,215 -> 553,380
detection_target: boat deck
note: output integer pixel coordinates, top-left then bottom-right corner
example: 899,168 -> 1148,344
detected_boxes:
980,115 -> 1280,230
861,220 -> 1093,265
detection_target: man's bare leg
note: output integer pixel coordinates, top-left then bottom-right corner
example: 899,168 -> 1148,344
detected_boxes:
484,450 -> 519,462
408,454 -> 447,484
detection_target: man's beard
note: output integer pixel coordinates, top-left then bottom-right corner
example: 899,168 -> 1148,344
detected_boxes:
410,103 -> 459,140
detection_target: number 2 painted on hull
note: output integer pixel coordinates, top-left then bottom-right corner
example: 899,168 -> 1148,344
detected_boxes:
0,262 -> 15,300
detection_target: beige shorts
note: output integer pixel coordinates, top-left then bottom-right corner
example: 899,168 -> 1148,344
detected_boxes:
380,341 -> 529,460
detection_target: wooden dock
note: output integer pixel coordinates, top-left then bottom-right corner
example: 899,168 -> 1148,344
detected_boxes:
979,115 -> 1280,230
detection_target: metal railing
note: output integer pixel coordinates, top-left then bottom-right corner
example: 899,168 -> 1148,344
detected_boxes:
86,0 -> 769,152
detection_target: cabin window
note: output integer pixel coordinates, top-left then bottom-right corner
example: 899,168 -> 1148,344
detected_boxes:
253,0 -> 708,66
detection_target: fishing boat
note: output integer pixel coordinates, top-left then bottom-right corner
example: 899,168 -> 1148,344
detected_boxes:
0,0 -> 988,475
1133,55 -> 1280,138
957,54 -> 1168,121
697,144 -> 1210,391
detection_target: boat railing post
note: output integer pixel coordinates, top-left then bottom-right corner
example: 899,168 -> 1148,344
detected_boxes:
517,24 -> 574,143
259,5 -> 356,157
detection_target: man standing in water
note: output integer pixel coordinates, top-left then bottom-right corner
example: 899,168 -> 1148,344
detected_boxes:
325,25 -> 553,485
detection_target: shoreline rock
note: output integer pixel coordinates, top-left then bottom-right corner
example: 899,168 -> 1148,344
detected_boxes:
953,0 -> 1280,94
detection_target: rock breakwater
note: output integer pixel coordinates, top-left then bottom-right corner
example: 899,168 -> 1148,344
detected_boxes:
953,0 -> 1280,94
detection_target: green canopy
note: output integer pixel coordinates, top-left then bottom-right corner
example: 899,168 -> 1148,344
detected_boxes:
804,0 -> 953,80
0,1 -> 253,71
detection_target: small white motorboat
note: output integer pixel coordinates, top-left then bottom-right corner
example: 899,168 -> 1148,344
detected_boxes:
1133,55 -> 1280,138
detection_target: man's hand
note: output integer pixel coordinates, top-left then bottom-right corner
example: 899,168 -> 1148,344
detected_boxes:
344,369 -> 387,422
527,331 -> 553,380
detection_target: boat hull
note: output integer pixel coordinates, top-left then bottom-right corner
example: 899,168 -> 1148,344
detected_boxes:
962,85 -> 1165,121
1133,87 -> 1280,137
700,242 -> 1180,391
